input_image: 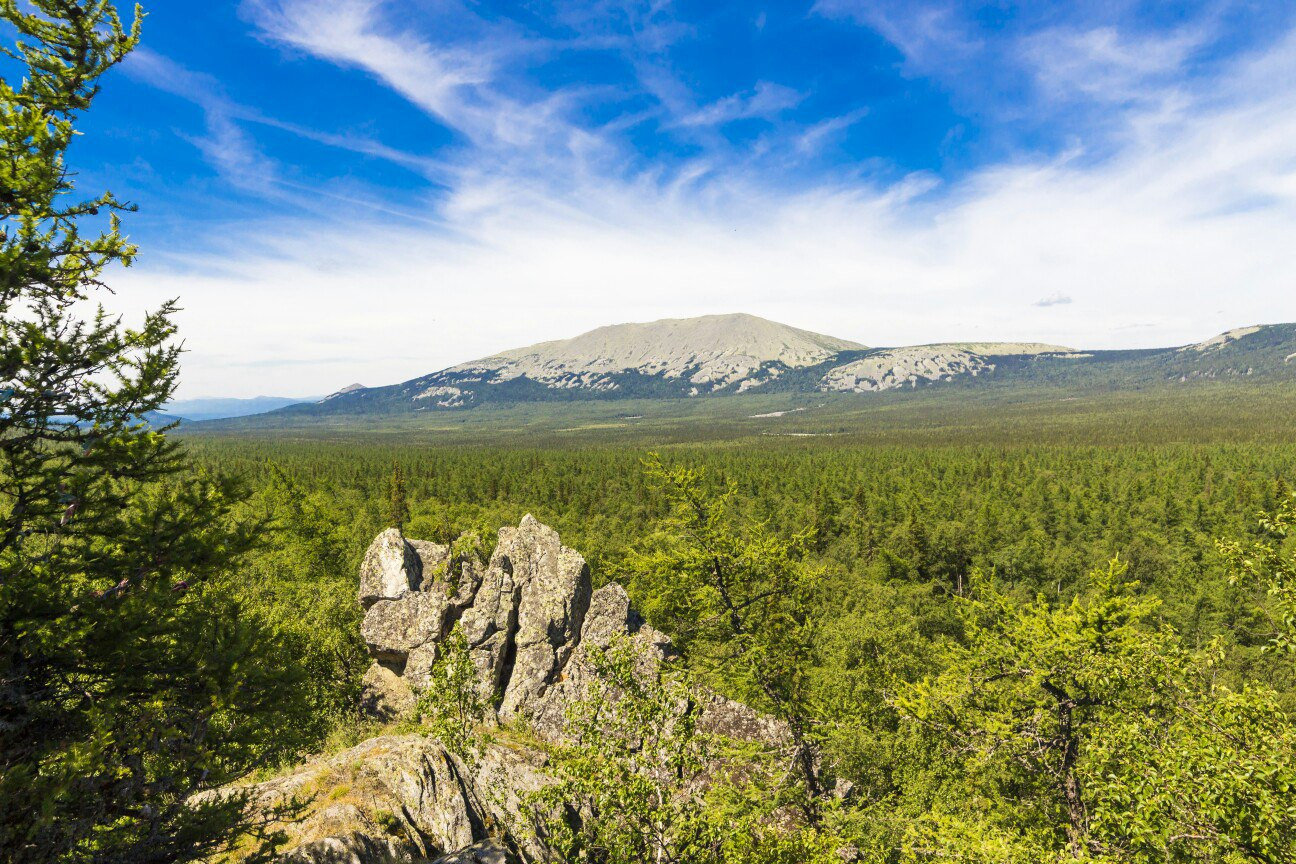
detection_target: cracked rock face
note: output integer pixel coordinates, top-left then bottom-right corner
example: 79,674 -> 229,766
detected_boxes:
233,735 -> 525,864
264,516 -> 786,863
493,516 -> 590,723
361,515 -> 609,735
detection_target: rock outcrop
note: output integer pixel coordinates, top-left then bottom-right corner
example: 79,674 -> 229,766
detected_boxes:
240,516 -> 782,863
228,733 -> 550,864
357,515 -> 674,742
819,346 -> 993,393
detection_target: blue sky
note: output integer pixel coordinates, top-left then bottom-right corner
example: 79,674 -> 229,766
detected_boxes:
42,0 -> 1296,396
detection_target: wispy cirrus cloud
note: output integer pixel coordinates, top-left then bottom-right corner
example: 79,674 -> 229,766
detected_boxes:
1019,25 -> 1205,105
675,81 -> 804,127
244,0 -> 600,164
813,0 -> 983,72
125,49 -> 280,193
106,1 -> 1296,397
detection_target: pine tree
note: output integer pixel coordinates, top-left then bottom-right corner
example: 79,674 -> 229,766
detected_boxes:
387,462 -> 410,529
0,3 -> 305,860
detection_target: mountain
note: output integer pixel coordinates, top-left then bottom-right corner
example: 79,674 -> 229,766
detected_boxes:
451,313 -> 863,390
165,395 -> 315,421
223,317 -> 1296,424
321,383 -> 366,401
287,313 -> 867,415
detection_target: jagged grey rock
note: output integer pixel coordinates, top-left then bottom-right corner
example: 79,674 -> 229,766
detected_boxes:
281,832 -> 406,864
408,539 -> 451,581
430,839 -> 516,864
227,733 -> 546,864
356,519 -> 694,744
230,736 -> 480,863
441,556 -> 485,610
358,529 -> 423,609
402,642 -> 440,691
232,516 -> 795,863
361,593 -> 453,662
496,515 -> 591,723
359,662 -> 415,721
455,544 -> 521,704
529,583 -> 673,739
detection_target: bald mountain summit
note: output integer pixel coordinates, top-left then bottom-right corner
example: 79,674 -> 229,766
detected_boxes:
250,316 -> 1296,421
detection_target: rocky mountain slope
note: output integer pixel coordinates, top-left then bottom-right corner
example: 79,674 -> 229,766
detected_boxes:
221,319 -> 1296,424
448,313 -> 863,391
225,517 -> 788,863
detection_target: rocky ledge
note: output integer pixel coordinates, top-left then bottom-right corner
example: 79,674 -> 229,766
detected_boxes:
230,516 -> 784,863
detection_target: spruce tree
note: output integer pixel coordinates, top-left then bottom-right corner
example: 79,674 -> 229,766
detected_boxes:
0,3 -> 304,860
387,462 -> 409,530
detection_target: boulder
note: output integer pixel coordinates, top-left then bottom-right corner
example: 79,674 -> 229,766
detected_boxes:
229,735 -> 479,863
281,832 -> 407,864
361,593 -> 453,662
225,733 -> 546,864
359,662 -> 416,720
429,839 -> 516,863
358,529 -> 423,609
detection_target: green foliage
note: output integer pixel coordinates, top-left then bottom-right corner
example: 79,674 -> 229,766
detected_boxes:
1086,684 -> 1296,863
229,466 -> 369,743
526,637 -> 843,864
617,454 -> 826,817
0,4 -> 309,860
895,559 -> 1296,862
387,462 -> 409,530
170,431 -> 1296,862
1219,493 -> 1296,655
417,623 -> 488,762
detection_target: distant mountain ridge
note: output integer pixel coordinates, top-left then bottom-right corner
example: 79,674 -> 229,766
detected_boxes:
225,316 -> 1296,422
450,313 -> 863,392
165,394 -> 317,421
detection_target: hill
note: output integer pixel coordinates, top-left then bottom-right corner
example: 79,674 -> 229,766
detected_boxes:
164,394 -> 315,421
206,317 -> 1296,429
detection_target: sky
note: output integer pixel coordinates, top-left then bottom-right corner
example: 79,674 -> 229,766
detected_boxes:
34,0 -> 1296,397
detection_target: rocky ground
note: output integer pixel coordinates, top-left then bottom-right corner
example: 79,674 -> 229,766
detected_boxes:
224,516 -> 786,863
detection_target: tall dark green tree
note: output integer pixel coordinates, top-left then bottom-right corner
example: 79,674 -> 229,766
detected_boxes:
0,3 -> 305,861
387,462 -> 409,530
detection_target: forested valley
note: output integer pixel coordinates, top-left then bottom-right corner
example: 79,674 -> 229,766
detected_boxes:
181,435 -> 1296,861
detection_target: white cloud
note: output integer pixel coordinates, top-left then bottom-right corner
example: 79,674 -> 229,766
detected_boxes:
1019,25 -> 1204,105
244,0 -> 590,162
125,49 -> 279,192
1034,292 -> 1073,308
813,0 -> 983,72
796,107 -> 870,154
110,10 -> 1296,398
676,82 -> 804,127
